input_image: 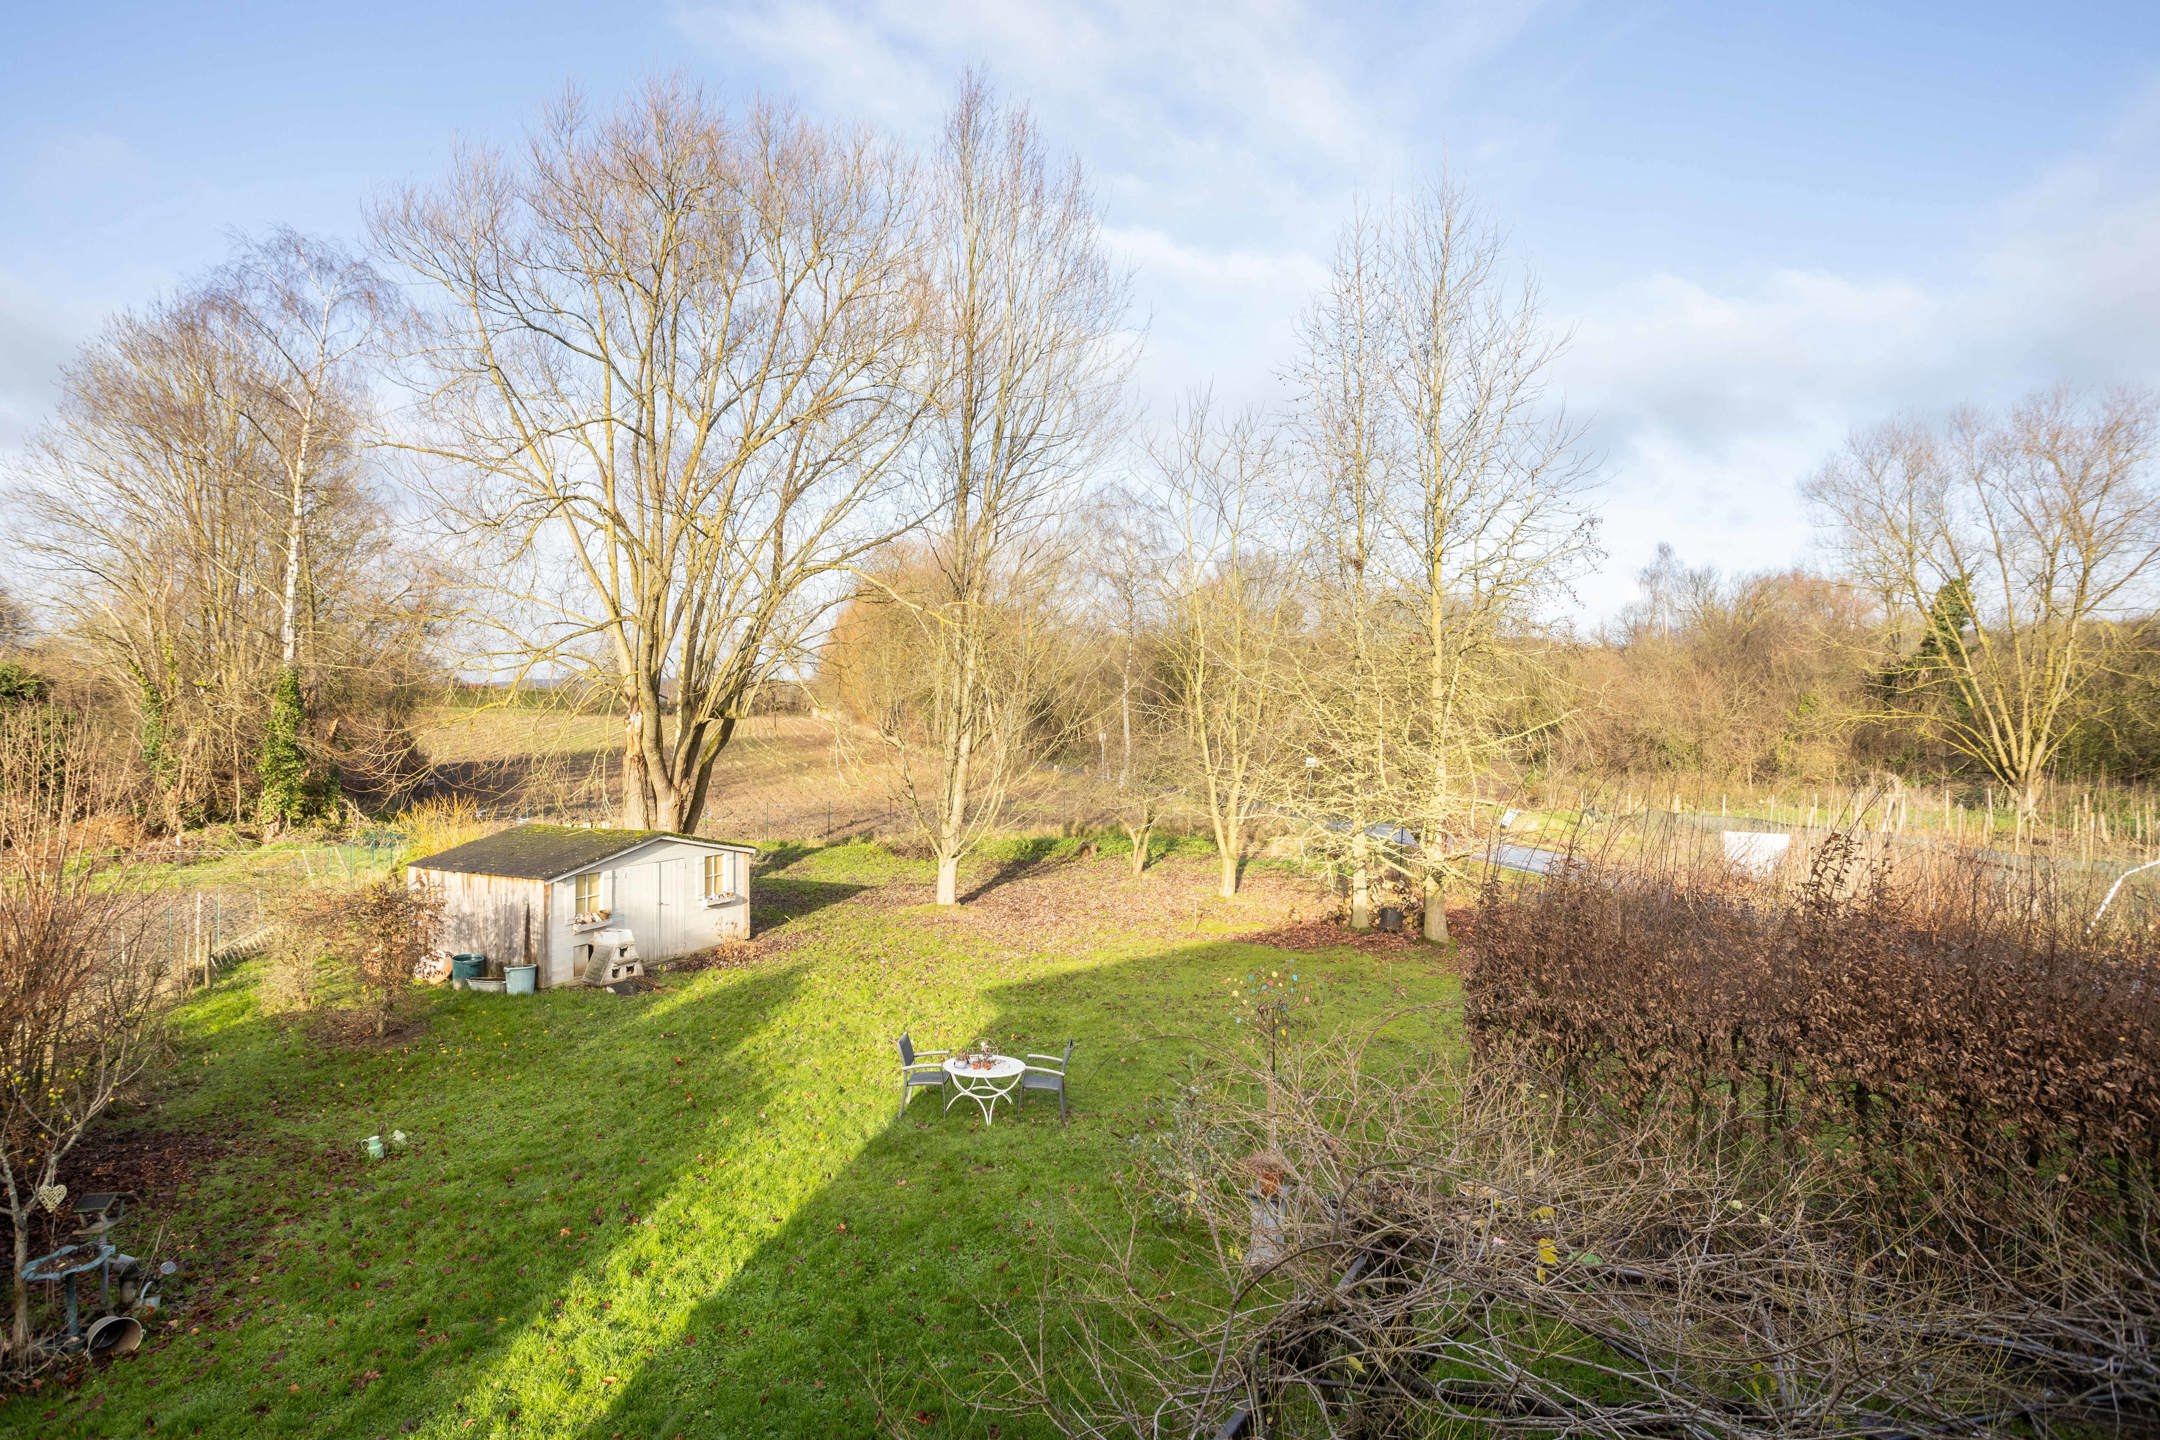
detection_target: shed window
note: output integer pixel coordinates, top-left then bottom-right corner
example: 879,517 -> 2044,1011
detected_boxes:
574,872 -> 602,915
703,852 -> 730,898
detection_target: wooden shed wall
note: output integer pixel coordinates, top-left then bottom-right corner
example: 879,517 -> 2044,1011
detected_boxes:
411,869 -> 549,975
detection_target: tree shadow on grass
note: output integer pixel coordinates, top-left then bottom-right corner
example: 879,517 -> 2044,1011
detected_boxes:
37,919 -> 1454,1440
962,837 -> 1085,904
749,841 -> 818,879
571,938 -> 1419,1440
752,876 -> 870,936
35,962 -> 809,1440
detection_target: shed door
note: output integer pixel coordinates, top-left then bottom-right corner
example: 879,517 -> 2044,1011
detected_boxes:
655,857 -> 689,956
614,863 -> 658,952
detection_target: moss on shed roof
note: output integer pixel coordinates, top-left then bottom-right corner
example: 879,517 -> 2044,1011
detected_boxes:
408,824 -> 751,880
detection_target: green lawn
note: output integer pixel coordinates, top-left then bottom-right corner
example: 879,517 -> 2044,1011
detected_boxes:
10,842 -> 1459,1439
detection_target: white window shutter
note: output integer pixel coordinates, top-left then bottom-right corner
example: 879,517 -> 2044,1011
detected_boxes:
600,869 -> 615,913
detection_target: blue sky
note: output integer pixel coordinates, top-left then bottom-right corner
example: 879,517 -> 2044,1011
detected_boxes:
6,1 -> 2157,615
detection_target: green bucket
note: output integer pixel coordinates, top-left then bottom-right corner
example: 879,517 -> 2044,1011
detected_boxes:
450,954 -> 488,986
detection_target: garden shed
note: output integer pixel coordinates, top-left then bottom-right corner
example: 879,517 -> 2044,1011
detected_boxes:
407,825 -> 755,988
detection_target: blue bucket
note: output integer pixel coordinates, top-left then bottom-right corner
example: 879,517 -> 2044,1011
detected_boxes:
504,964 -> 538,996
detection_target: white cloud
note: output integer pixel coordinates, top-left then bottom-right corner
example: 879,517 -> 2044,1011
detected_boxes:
674,1 -> 947,128
1566,268 -> 1949,450
674,1 -> 1463,421
1560,78 -> 2160,617
1105,225 -> 1333,414
671,9 -> 2160,623
1103,224 -> 1328,294
676,0 -> 1389,166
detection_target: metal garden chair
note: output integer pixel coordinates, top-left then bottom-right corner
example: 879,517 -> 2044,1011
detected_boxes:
1019,1039 -> 1076,1124
896,1032 -> 950,1116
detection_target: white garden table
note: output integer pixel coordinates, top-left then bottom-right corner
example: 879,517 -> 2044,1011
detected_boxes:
943,1054 -> 1025,1124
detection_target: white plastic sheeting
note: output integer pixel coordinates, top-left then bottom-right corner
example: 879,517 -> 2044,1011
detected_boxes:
1722,830 -> 1792,877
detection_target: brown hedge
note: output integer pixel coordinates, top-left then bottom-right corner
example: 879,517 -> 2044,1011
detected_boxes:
1464,832 -> 2160,1210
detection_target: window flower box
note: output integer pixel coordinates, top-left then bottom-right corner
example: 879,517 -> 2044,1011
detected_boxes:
570,909 -> 612,930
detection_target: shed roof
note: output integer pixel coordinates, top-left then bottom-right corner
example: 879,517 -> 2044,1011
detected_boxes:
408,824 -> 755,881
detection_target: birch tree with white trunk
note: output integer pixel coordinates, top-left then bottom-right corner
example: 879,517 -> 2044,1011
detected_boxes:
214,230 -> 393,828
18,289 -> 418,824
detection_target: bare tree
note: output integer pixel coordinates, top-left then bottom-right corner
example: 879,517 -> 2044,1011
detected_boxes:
18,296 -> 274,823
868,539 -> 1086,901
1157,401 -> 1295,899
1374,182 -> 1595,941
16,286 -> 426,827
1276,186 -> 1592,938
1084,492 -> 1165,791
1084,496 -> 1179,875
375,79 -> 931,833
0,713 -> 166,1359
1285,207 -> 1403,927
214,231 -> 395,828
0,588 -> 28,651
1621,541 -> 1710,644
1806,388 -> 2160,815
885,75 -> 1130,905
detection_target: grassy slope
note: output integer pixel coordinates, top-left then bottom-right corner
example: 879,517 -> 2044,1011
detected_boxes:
11,843 -> 1458,1440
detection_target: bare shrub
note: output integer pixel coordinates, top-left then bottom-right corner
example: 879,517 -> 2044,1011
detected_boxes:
871,75 -> 1131,907
0,711 -> 167,1361
276,877 -> 442,1039
1007,1040 -> 2158,1437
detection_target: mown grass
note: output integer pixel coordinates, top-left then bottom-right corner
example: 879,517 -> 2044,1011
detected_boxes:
9,843 -> 1458,1439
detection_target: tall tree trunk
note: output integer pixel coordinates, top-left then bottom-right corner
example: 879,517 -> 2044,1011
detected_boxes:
8,1201 -> 27,1358
1349,832 -> 1373,930
932,622 -> 980,907
678,714 -> 737,836
622,700 -> 651,828
258,426 -> 313,835
621,687 -> 690,831
1424,580 -> 1453,944
1421,871 -> 1449,943
1118,661 -> 1132,787
280,458 -> 304,672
